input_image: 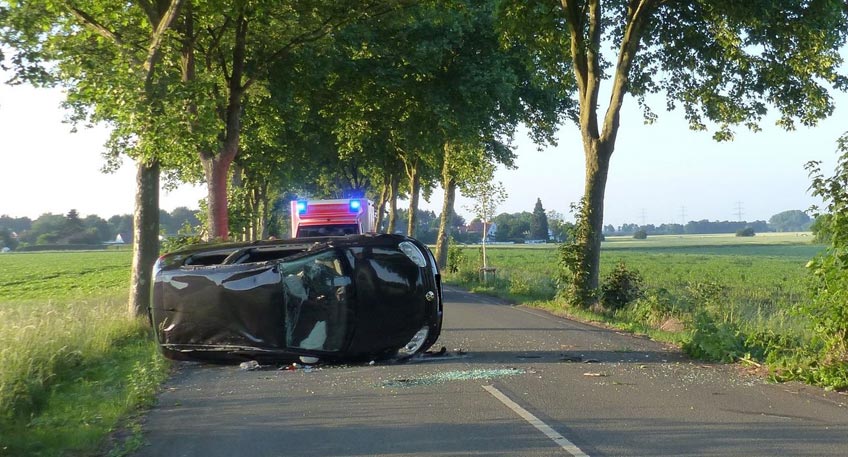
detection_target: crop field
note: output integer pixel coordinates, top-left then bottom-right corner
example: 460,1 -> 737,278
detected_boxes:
0,248 -> 167,457
0,248 -> 132,303
446,232 -> 823,347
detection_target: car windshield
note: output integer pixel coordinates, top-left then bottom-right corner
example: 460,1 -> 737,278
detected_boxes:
278,250 -> 352,352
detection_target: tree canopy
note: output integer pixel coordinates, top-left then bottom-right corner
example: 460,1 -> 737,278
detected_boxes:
497,0 -> 848,305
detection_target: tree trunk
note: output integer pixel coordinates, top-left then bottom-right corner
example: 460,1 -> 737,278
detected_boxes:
201,153 -> 234,240
387,173 -> 399,234
128,159 -> 160,317
406,161 -> 420,237
375,179 -> 389,233
435,178 -> 456,270
195,12 -> 247,241
578,137 -> 612,294
257,184 -> 270,240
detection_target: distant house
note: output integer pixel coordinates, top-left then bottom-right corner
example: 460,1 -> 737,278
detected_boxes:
105,233 -> 131,245
463,221 -> 498,242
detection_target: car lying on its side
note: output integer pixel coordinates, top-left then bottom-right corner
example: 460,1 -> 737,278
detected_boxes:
149,233 -> 442,363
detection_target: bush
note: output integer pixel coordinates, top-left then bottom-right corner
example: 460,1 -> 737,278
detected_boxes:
447,239 -> 466,274
555,200 -> 595,306
633,230 -> 647,239
599,261 -> 644,311
683,312 -> 746,362
805,146 -> 848,368
625,288 -> 677,327
736,227 -> 756,237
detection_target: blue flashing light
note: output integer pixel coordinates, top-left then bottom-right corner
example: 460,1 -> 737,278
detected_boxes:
296,201 -> 307,214
349,199 -> 361,212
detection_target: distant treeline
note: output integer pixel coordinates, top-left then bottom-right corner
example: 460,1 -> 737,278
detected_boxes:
603,210 -> 814,236
0,208 -> 201,251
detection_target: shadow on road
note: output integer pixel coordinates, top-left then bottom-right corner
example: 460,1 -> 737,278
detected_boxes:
405,348 -> 689,366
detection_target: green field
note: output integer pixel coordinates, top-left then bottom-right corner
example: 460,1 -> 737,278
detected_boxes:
445,232 -> 826,369
0,249 -> 167,457
0,233 -> 835,454
0,249 -> 132,302
451,233 -> 819,305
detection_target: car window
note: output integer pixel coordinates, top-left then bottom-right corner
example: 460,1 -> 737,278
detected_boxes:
279,250 -> 352,352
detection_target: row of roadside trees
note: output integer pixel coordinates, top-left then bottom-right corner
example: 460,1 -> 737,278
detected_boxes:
2,1 -> 846,316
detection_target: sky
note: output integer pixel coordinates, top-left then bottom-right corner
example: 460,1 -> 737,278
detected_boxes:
1,67 -> 846,228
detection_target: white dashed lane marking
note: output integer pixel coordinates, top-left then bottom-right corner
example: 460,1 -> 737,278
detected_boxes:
483,385 -> 590,457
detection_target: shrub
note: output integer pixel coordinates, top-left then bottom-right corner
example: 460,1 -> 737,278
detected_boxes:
804,142 -> 848,373
556,200 -> 595,306
626,288 -> 676,327
508,275 -> 532,296
599,260 -> 644,311
447,239 -> 466,274
683,312 -> 746,362
736,227 -> 756,237
633,230 -> 647,240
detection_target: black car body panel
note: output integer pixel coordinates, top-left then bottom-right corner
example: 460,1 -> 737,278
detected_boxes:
150,234 -> 442,362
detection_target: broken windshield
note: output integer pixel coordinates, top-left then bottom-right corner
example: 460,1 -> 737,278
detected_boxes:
279,250 -> 352,352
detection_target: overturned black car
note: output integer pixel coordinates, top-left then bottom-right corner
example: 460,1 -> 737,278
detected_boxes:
149,234 -> 442,363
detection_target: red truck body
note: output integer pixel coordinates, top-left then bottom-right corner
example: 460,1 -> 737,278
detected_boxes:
290,198 -> 376,238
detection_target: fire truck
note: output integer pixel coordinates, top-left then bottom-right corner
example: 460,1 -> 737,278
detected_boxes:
289,198 -> 377,238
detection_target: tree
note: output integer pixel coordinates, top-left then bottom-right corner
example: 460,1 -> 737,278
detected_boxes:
176,1 -> 403,240
735,227 -> 755,237
499,1 -> 848,306
108,214 -> 134,240
21,213 -> 65,245
84,214 -> 114,242
464,161 -> 507,270
322,1 -> 567,267
768,210 -> 812,232
0,228 -> 18,251
810,214 -> 833,244
493,211 -> 533,241
3,0 -> 186,316
0,215 -> 32,234
62,209 -> 85,240
547,210 -> 571,242
530,198 -> 550,240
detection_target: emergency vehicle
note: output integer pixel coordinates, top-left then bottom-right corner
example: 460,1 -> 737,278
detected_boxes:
290,198 -> 377,238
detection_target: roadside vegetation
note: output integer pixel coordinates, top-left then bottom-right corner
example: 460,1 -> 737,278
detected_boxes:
443,232 -> 847,390
0,250 -> 169,457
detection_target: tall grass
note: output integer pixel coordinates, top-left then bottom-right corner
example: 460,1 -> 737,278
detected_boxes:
0,251 -> 169,456
1,299 -> 140,419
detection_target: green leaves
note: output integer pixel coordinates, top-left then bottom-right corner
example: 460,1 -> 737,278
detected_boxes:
802,133 -> 848,366
643,0 -> 847,137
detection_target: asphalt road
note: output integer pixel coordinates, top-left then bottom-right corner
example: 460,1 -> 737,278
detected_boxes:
132,287 -> 848,457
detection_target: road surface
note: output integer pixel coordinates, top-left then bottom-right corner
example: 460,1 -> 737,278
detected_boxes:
132,286 -> 848,456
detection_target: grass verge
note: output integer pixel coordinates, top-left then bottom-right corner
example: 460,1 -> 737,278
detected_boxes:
0,251 -> 169,457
